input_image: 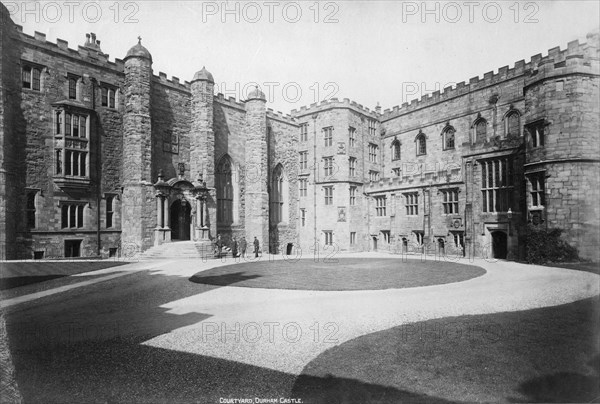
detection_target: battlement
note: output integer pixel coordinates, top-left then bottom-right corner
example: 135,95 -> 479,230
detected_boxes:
214,92 -> 246,111
154,72 -> 191,92
291,97 -> 379,119
266,108 -> 296,125
15,25 -> 125,72
382,32 -> 600,121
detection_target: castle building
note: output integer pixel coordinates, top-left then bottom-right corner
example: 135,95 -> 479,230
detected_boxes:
1,4 -> 598,262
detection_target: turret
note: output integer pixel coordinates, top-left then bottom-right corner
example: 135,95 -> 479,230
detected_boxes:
244,87 -> 269,250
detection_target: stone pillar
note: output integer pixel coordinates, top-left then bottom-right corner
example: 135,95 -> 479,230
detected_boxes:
163,196 -> 170,229
122,39 -> 153,252
244,88 -> 269,251
190,67 -> 215,239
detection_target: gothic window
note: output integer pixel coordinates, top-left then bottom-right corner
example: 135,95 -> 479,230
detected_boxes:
505,110 -> 521,137
391,139 -> 401,160
300,209 -> 306,227
441,189 -> 459,214
163,130 -> 179,154
324,231 -> 334,245
368,119 -> 377,136
368,143 -> 378,162
300,123 -> 308,142
349,186 -> 356,206
324,186 -> 333,205
216,156 -> 234,224
323,126 -> 333,147
369,170 -> 380,182
349,157 -> 356,177
61,203 -> 85,228
299,151 -> 308,170
348,127 -> 356,147
26,190 -> 37,229
68,75 -> 79,100
415,132 -> 426,156
405,192 -> 419,215
106,195 -> 115,228
529,173 -> 545,207
442,126 -> 455,150
375,196 -> 387,216
323,156 -> 334,177
101,85 -> 117,109
474,117 -> 487,143
299,178 -> 307,197
526,120 -> 545,148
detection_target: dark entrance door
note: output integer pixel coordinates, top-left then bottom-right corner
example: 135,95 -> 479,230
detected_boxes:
491,231 -> 508,259
372,236 -> 378,251
170,200 -> 191,240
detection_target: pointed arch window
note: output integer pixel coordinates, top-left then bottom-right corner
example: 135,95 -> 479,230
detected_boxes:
504,109 -> 521,137
442,125 -> 455,150
415,131 -> 426,156
216,156 -> 234,224
391,138 -> 401,161
473,116 -> 487,143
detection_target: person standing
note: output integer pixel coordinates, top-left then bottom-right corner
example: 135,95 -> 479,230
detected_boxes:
215,234 -> 223,257
232,236 -> 239,258
253,236 -> 260,258
239,236 -> 247,258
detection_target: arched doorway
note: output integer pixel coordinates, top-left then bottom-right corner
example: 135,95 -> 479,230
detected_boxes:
437,238 -> 445,256
170,200 -> 191,241
372,236 -> 378,251
491,231 -> 508,259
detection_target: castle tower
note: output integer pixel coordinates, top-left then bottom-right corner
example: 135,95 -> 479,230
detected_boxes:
523,32 -> 600,261
190,67 -> 216,239
244,87 -> 269,251
121,38 -> 154,252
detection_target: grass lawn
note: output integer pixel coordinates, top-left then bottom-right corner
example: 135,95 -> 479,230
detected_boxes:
294,297 -> 600,403
190,258 -> 486,291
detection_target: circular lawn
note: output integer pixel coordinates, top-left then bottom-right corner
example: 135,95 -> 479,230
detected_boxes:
189,258 -> 485,291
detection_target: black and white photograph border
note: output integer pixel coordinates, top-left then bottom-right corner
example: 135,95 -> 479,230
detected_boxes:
0,1 -> 599,403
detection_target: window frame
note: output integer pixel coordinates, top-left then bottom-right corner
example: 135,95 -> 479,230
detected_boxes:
404,192 -> 419,216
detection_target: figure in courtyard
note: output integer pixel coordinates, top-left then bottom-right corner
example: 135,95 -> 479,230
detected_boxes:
240,237 -> 247,258
254,237 -> 260,258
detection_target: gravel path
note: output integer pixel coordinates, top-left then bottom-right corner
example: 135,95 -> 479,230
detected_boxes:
142,254 -> 600,375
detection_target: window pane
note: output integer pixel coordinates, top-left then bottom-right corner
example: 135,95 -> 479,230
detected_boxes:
77,205 -> 84,228
32,68 -> 41,91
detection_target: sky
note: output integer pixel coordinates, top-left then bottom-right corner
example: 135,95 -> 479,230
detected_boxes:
6,0 -> 600,113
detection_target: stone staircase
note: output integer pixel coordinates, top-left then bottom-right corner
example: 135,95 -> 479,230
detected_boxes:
139,240 -> 219,260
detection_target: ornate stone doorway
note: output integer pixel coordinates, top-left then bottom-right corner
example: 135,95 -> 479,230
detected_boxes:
170,199 -> 192,241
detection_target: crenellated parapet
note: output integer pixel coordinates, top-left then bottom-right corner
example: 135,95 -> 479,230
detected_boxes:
266,108 -> 297,125
291,97 -> 379,119
381,33 -> 599,121
214,92 -> 246,111
154,72 -> 191,93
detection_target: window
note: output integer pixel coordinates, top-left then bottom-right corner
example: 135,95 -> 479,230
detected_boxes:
324,231 -> 333,246
382,230 -> 390,244
529,174 -> 545,207
323,156 -> 334,177
349,127 -> 356,147
475,118 -> 487,143
368,119 -> 377,136
163,130 -> 179,154
368,143 -> 378,163
369,171 -> 380,182
323,126 -> 333,147
54,109 -> 89,178
349,157 -> 356,177
375,196 -> 387,216
505,110 -> 520,137
392,167 -> 402,177
61,204 -> 84,228
442,126 -> 455,150
299,151 -> 308,170
349,186 -> 356,206
106,195 -> 114,228
216,156 -> 234,224
391,139 -> 401,160
271,165 -> 284,224
350,232 -> 356,245
300,209 -> 306,227
324,186 -> 333,205
68,76 -> 78,100
405,193 -> 418,215
64,240 -> 82,258
101,86 -> 117,108
299,178 -> 307,197
441,189 -> 459,214
481,158 -> 514,213
526,121 -> 545,148
22,65 -> 42,91
414,231 -> 424,246
26,191 -> 37,229
416,133 -> 426,156
300,123 -> 308,142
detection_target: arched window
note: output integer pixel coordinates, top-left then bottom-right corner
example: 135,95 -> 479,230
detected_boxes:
442,125 -> 455,150
216,155 -> 234,224
270,164 -> 285,224
415,132 -> 426,156
474,117 -> 487,143
505,110 -> 520,137
391,139 -> 401,161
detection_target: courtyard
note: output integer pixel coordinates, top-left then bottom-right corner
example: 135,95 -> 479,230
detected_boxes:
1,253 -> 598,403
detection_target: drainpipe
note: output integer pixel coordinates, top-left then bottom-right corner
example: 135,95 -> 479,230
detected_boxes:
91,77 -> 101,257
312,113 -> 318,250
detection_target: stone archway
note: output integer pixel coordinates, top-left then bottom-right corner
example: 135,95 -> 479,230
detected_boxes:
170,199 -> 192,241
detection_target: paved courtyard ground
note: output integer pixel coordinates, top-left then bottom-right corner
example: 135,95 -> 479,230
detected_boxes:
1,253 -> 598,403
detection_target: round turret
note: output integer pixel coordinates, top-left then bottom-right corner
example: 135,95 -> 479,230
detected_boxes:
124,37 -> 152,62
246,86 -> 266,102
192,66 -> 214,83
